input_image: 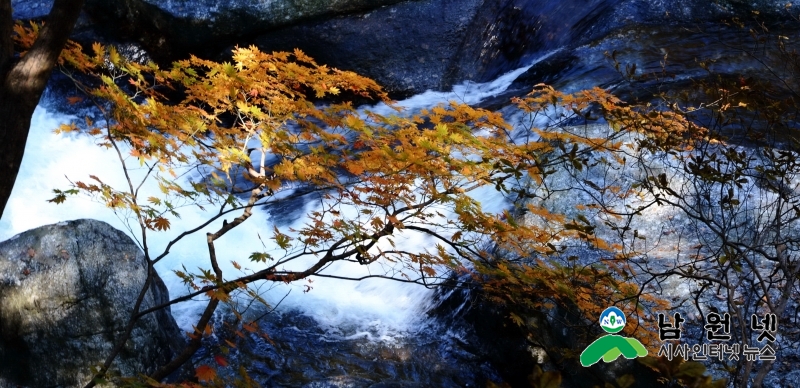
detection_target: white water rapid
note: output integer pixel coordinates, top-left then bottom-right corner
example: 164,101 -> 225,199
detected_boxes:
0,56 -> 547,342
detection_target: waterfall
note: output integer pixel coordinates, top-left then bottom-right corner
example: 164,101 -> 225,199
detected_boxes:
0,54 -> 549,342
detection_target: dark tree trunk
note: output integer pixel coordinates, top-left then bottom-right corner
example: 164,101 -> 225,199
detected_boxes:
0,0 -> 85,218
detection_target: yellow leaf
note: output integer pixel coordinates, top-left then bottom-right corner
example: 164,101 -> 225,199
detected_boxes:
509,312 -> 524,326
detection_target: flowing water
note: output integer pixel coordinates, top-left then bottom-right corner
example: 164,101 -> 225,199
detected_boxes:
3,4 -> 800,386
0,55 -> 552,386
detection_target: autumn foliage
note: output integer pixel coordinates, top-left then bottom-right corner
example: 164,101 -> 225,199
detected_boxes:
10,21 -> 728,386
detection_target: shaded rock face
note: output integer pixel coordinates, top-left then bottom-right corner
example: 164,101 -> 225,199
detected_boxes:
11,0 -> 51,20
193,308 -> 499,387
12,0 -> 800,96
475,18 -> 800,119
429,277 -> 665,388
78,0 -> 796,96
428,283 -> 537,387
71,0 -> 485,96
247,0 -> 484,96
12,0 -> 406,26
445,0 -> 796,85
131,0 -> 407,23
0,219 -> 184,387
77,0 -> 411,69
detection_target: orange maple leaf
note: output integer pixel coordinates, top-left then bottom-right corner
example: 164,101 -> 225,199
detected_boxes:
153,217 -> 171,231
195,365 -> 216,382
66,96 -> 84,105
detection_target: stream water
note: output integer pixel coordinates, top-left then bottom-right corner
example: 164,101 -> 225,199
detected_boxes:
3,3 -> 800,386
0,59 -> 539,386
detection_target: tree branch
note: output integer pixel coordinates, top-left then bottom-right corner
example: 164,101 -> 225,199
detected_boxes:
0,0 -> 85,217
6,0 -> 84,98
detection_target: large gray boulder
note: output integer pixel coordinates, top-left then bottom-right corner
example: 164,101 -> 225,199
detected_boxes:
0,219 -> 185,387
248,0 -> 484,96
77,0 -> 413,67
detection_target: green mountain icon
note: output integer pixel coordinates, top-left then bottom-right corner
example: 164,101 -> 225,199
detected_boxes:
580,335 -> 648,367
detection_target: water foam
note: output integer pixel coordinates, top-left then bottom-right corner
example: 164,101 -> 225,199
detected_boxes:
0,58 -> 545,339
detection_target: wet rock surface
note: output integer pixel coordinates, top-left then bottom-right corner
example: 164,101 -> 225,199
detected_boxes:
428,276 -> 666,388
77,0 -> 408,64
193,307 -> 501,387
0,219 -> 185,387
246,0 -> 484,97
479,20 -> 800,128
10,0 -> 800,386
15,0 -> 799,96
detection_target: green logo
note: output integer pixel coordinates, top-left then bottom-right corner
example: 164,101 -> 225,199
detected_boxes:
580,307 -> 648,367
